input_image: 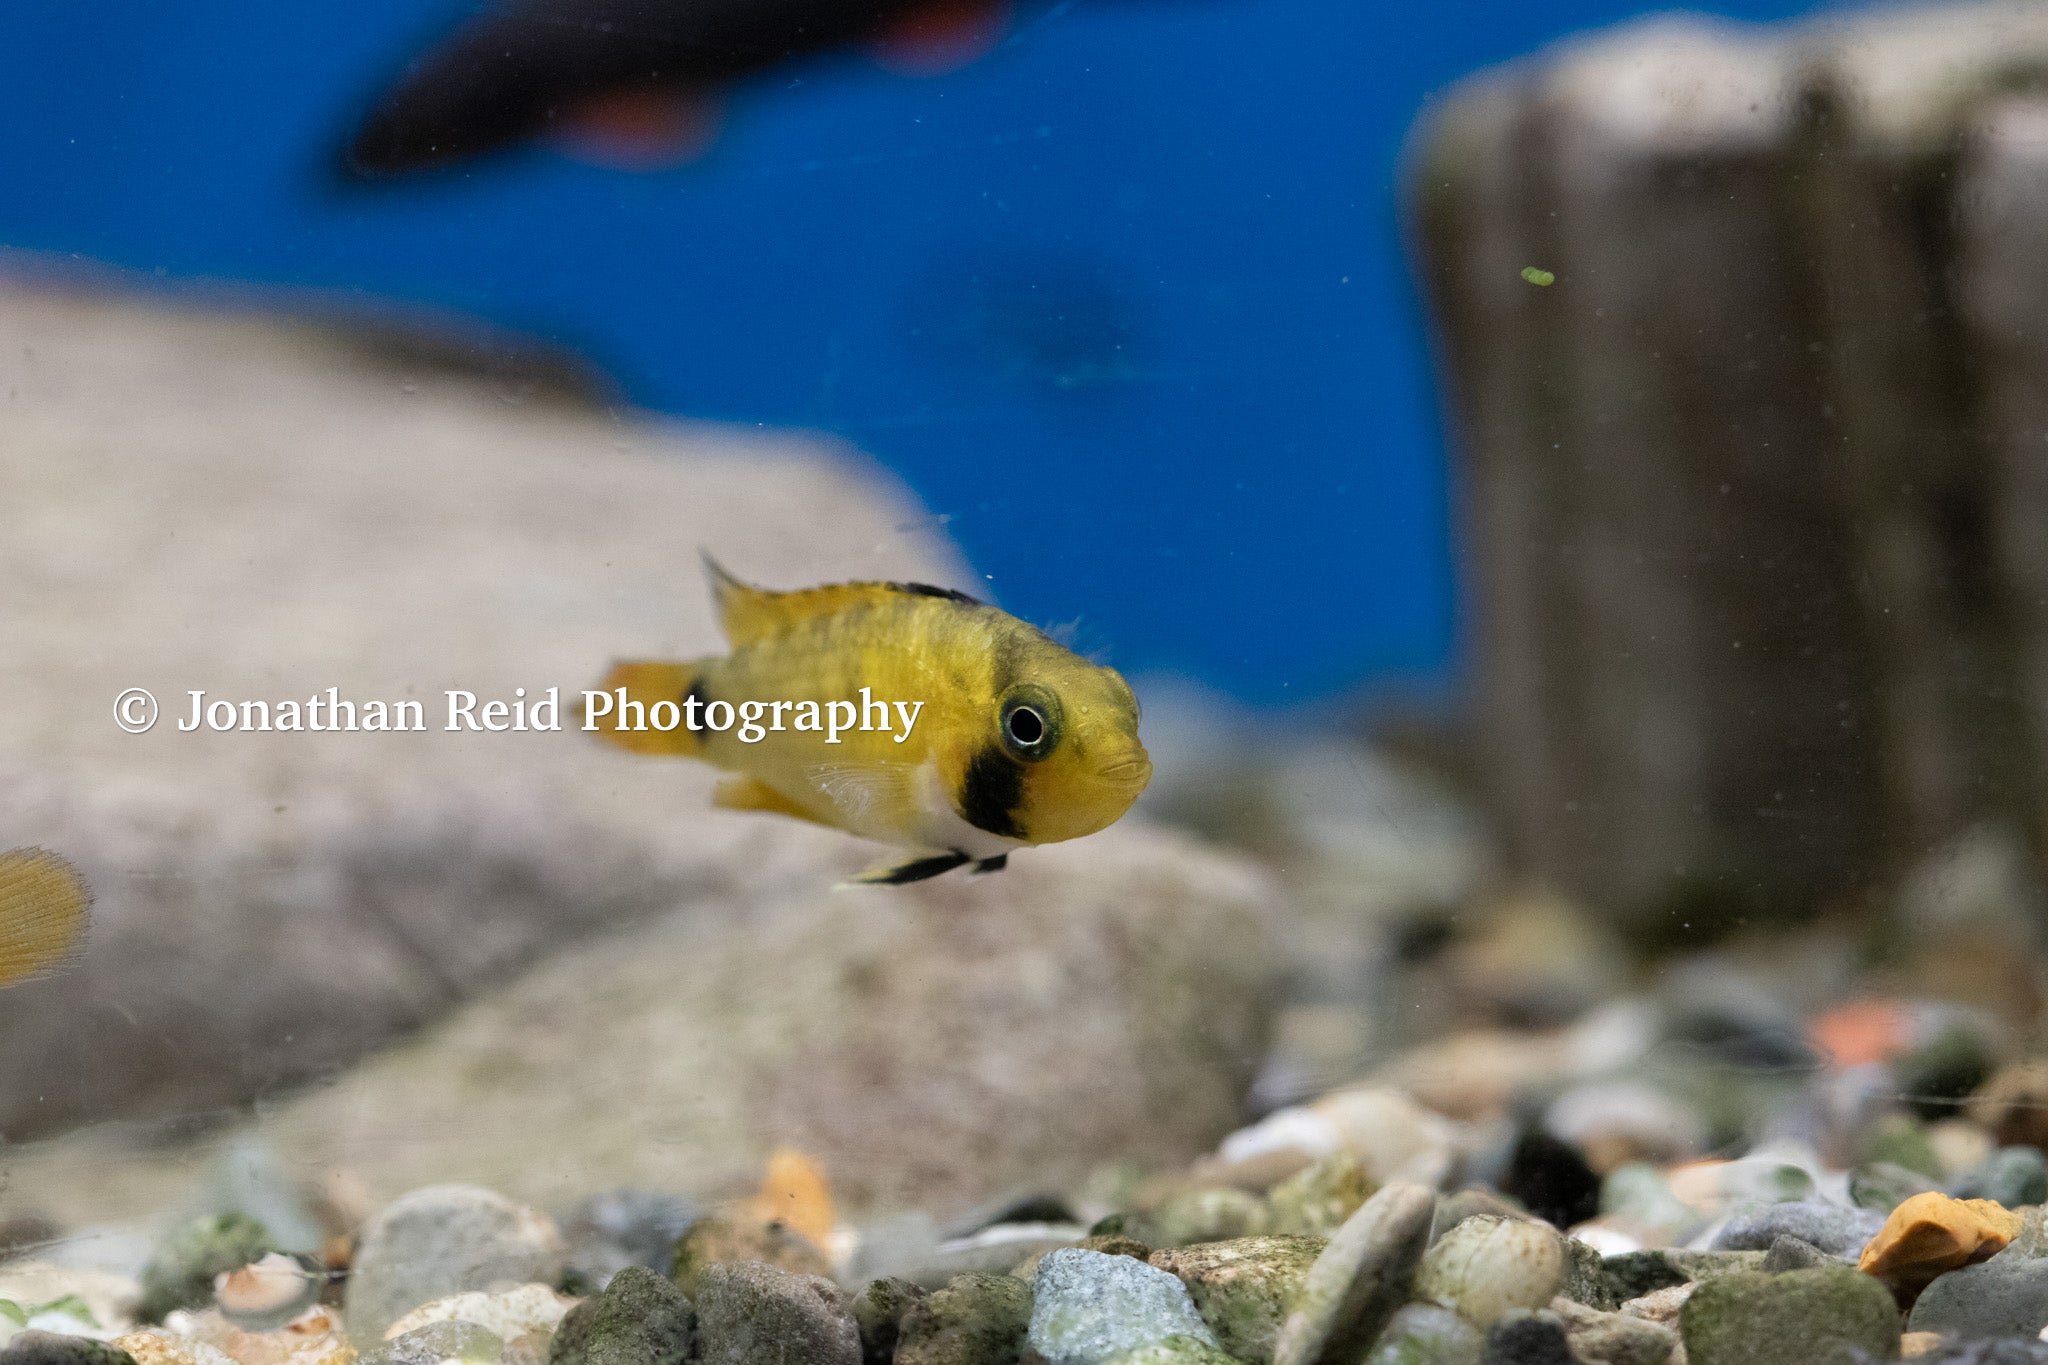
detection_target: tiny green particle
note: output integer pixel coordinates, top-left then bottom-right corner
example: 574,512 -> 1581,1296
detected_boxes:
1521,266 -> 1555,286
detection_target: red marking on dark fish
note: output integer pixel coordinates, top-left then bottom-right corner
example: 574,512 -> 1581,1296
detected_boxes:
551,89 -> 724,169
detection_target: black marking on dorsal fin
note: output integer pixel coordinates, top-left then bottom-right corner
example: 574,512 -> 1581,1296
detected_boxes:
972,854 -> 1008,875
887,580 -> 983,606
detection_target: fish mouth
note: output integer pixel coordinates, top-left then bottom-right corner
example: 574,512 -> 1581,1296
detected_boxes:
1098,755 -> 1153,788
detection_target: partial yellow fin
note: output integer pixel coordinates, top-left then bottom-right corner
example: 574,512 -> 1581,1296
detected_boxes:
587,660 -> 704,757
712,775 -> 832,828
703,553 -> 981,648
0,848 -> 90,989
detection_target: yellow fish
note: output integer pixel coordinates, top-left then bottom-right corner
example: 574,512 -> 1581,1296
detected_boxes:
0,848 -> 91,988
589,558 -> 1152,884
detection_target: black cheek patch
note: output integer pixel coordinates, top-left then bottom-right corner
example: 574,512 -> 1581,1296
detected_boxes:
684,678 -> 710,732
959,745 -> 1025,839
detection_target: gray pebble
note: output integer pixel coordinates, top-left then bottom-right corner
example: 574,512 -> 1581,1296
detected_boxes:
1709,1201 -> 1882,1258
363,1322 -> 506,1365
1028,1249 -> 1217,1365
1909,1256 -> 2048,1339
1951,1147 -> 2048,1210
1759,1235 -> 1834,1274
1360,1304 -> 1483,1365
345,1185 -> 565,1346
556,1190 -> 696,1292
1547,1297 -> 1674,1365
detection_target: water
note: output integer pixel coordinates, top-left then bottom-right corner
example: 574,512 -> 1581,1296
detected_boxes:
0,0 -> 1829,703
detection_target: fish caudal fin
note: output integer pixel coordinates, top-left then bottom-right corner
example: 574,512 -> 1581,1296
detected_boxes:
840,850 -> 972,888
0,849 -> 90,989
587,660 -> 705,758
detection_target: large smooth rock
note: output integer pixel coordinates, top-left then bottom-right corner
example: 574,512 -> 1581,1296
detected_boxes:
10,823 -> 1278,1222
0,277 -> 967,1141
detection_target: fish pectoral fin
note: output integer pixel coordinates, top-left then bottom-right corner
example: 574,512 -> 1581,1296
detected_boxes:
971,854 -> 1008,875
840,850 -> 972,888
806,761 -> 921,831
711,776 -> 831,828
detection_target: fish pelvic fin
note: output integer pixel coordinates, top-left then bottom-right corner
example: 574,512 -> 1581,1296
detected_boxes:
702,552 -> 981,648
587,659 -> 706,757
838,850 -> 972,888
713,776 -> 833,828
0,849 -> 90,989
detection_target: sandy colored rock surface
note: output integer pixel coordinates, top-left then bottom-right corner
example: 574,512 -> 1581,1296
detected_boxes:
0,276 -> 969,1140
5,821 -> 1279,1225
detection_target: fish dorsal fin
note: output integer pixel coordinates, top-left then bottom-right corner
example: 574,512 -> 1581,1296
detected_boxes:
703,554 -> 981,648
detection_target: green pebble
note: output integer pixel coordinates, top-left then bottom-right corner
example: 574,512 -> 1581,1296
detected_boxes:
1101,1335 -> 1245,1364
1679,1267 -> 1898,1365
1848,1162 -> 1938,1211
1149,1190 -> 1268,1250
1860,1117 -> 1941,1181
669,1212 -> 830,1299
1149,1235 -> 1323,1364
1520,267 -> 1555,286
1558,1237 -> 1619,1311
852,1278 -> 927,1365
896,1273 -> 1033,1365
0,1335 -> 140,1365
548,1266 -> 694,1365
138,1212 -> 275,1324
1267,1154 -> 1374,1239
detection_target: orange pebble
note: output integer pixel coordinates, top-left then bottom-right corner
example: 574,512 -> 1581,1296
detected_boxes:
1811,997 -> 1909,1068
1857,1191 -> 2022,1300
741,1147 -> 836,1249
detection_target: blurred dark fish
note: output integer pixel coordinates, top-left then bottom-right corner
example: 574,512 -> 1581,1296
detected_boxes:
343,0 -> 1015,177
0,848 -> 90,989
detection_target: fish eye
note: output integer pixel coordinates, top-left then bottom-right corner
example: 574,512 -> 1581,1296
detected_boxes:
1009,705 -> 1046,746
999,685 -> 1062,762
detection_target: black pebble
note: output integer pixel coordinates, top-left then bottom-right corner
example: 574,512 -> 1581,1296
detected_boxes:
1499,1129 -> 1601,1229
1482,1312 -> 1574,1365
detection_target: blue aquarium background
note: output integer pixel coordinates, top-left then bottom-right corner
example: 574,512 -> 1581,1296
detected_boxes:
0,0 -> 1833,703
